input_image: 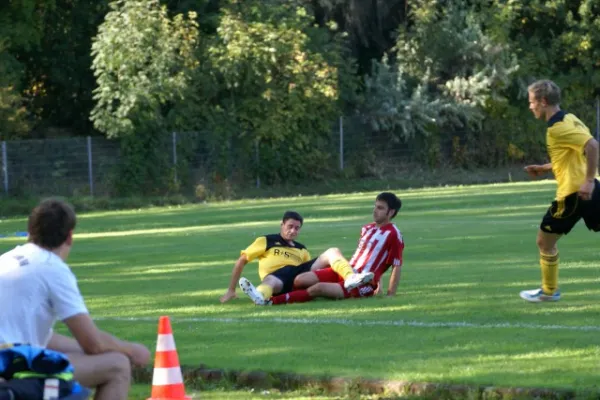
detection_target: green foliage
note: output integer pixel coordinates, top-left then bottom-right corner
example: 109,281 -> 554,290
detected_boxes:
361,0 -> 518,166
91,0 -> 199,139
0,43 -> 29,139
463,0 -> 600,168
0,0 -> 55,52
196,0 -> 347,184
4,0 -> 600,187
91,0 -> 200,195
0,0 -> 54,139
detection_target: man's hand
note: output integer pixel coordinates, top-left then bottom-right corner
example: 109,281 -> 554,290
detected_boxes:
128,342 -> 151,367
220,290 -> 237,303
578,180 -> 595,201
524,165 -> 549,179
373,283 -> 382,297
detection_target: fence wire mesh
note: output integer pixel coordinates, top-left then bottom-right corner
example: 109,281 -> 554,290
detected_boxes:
0,118 -> 459,198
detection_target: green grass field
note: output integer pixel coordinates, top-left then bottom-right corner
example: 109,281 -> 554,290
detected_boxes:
1,180 -> 599,399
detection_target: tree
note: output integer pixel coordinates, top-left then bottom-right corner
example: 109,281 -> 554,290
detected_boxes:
91,0 -> 200,194
361,0 -> 518,165
197,0 -> 348,184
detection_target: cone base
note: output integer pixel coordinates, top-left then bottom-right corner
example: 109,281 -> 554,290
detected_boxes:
147,397 -> 192,400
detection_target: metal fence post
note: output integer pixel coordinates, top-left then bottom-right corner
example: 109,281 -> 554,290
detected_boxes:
339,116 -> 344,171
172,132 -> 178,185
596,96 -> 600,141
87,136 -> 94,196
255,140 -> 260,189
1,141 -> 7,195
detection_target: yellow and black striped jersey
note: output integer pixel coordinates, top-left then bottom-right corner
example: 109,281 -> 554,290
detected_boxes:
546,111 -> 593,200
241,234 -> 311,280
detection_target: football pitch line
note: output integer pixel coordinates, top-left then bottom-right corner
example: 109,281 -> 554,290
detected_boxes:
95,316 -> 600,332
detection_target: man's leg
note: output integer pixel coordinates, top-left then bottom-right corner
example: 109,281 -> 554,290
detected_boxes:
293,271 -> 319,289
320,248 -> 374,290
521,196 -> 581,303
272,282 -> 345,305
256,275 -> 283,299
48,334 -> 131,400
520,229 -> 562,302
536,229 -> 561,295
67,352 -> 131,400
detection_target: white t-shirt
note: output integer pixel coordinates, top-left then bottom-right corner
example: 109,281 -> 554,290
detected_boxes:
0,243 -> 88,347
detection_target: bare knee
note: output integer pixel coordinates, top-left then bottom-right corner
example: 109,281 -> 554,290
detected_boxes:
108,352 -> 131,382
70,351 -> 131,389
324,247 -> 343,259
536,232 -> 558,254
294,272 -> 318,289
263,275 -> 282,293
307,283 -> 325,296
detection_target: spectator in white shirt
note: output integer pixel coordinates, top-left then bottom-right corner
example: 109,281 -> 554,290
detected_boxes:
0,199 -> 151,400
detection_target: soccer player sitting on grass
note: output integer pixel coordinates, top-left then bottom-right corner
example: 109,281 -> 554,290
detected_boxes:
519,80 -> 600,303
220,211 -> 318,304
240,192 -> 404,305
222,211 -> 374,305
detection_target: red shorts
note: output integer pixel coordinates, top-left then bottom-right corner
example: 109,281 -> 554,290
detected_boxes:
314,267 -> 375,299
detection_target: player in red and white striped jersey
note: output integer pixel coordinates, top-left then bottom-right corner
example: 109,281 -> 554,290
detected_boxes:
263,192 -> 404,305
347,221 -> 404,287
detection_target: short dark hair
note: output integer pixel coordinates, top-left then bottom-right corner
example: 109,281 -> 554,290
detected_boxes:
282,210 -> 303,226
376,192 -> 402,218
28,198 -> 77,249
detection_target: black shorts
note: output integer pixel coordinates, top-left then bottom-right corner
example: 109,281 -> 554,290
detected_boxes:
540,180 -> 600,235
269,258 -> 317,294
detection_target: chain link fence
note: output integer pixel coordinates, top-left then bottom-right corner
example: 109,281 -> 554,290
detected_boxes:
0,117 -> 458,198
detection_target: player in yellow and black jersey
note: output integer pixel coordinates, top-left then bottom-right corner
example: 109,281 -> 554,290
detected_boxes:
219,211 -> 328,304
520,80 -> 600,303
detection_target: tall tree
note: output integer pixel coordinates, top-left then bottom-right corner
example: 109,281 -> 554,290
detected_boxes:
311,0 -> 407,74
91,0 -> 199,194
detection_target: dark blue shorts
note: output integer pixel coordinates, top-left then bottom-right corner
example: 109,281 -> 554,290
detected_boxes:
269,258 -> 317,294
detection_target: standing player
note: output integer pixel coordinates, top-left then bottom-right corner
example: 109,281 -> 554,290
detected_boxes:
220,211 -> 325,305
241,192 -> 404,305
520,79 -> 599,302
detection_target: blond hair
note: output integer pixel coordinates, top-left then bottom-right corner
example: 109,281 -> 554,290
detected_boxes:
528,80 -> 561,106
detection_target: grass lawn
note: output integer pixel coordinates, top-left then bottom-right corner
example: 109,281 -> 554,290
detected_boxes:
1,180 -> 599,399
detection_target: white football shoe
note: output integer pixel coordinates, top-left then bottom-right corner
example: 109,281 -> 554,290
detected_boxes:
239,277 -> 268,305
519,288 -> 561,303
343,271 -> 374,290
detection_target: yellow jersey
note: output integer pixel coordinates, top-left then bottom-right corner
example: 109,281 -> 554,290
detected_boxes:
546,111 -> 593,200
241,234 -> 311,280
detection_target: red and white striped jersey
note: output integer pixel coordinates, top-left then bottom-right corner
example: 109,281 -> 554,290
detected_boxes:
349,222 -> 404,285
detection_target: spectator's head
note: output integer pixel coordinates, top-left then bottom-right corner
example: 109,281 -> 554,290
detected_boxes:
280,211 -> 303,242
374,192 -> 402,222
28,198 -> 77,259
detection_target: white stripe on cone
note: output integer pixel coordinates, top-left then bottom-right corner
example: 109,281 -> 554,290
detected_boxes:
156,334 -> 176,351
151,367 -> 184,385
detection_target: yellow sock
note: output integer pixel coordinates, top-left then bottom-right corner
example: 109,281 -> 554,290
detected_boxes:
331,259 -> 354,280
540,252 -> 559,295
256,284 -> 273,300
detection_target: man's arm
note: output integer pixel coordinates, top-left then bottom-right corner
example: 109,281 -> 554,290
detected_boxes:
53,314 -> 150,366
524,163 -> 553,178
220,254 -> 248,303
579,138 -> 599,200
584,138 -> 599,181
386,265 -> 402,296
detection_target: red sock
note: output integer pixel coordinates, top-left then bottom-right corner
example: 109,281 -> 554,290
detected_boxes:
271,290 -> 313,305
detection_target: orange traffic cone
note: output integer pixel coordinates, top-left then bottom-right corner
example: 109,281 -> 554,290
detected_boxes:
147,316 -> 191,400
